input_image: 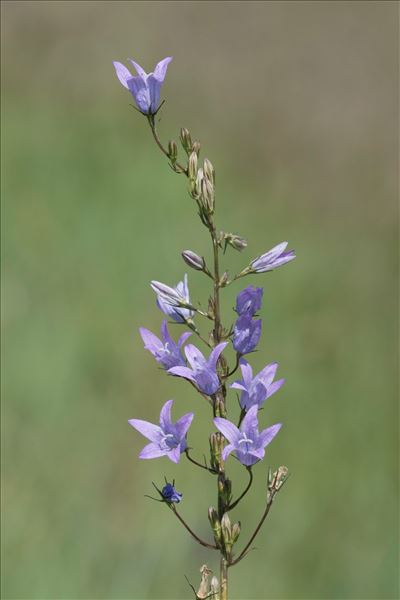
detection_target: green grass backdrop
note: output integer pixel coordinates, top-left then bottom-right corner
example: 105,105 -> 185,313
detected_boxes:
1,1 -> 398,598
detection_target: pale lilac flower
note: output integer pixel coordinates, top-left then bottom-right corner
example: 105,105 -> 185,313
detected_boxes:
139,320 -> 192,370
113,57 -> 173,114
129,399 -> 193,464
232,315 -> 261,355
151,274 -> 194,323
251,242 -> 296,273
214,406 -> 282,466
236,285 -> 263,316
230,359 -> 285,411
168,342 -> 228,395
161,482 -> 182,503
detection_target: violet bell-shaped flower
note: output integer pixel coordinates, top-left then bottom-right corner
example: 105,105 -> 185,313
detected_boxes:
231,359 -> 285,411
139,320 -> 192,370
251,241 -> 296,273
113,56 -> 173,115
151,274 -> 194,323
236,285 -> 263,316
232,314 -> 262,355
128,399 -> 193,464
168,342 -> 228,395
161,482 -> 182,503
213,405 -> 282,467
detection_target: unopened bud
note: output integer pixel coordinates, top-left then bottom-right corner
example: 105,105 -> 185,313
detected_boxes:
203,158 -> 215,185
208,506 -> 222,545
192,140 -> 201,155
201,177 -> 215,214
188,151 -> 198,180
224,233 -> 247,252
182,250 -> 205,271
231,521 -> 241,543
180,127 -> 193,154
168,140 -> 178,163
221,513 -> 233,553
219,271 -> 229,287
209,432 -> 222,470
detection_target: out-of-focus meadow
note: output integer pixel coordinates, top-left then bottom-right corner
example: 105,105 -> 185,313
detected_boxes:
1,1 -> 398,598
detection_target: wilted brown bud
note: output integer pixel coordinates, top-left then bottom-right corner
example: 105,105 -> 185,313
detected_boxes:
219,271 -> 229,287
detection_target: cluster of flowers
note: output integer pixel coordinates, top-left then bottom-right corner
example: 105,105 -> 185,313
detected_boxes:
129,269 -> 293,468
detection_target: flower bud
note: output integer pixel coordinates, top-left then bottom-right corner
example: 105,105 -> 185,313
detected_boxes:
180,127 -> 193,154
201,177 -> 215,214
224,232 -> 247,252
188,151 -> 198,180
209,432 -> 222,470
231,521 -> 241,543
208,506 -> 222,545
203,158 -> 215,185
221,513 -> 233,553
219,271 -> 229,287
168,140 -> 178,163
182,250 -> 205,271
192,140 -> 201,155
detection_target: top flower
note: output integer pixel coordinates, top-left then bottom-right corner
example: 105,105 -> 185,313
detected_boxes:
113,57 -> 173,115
251,242 -> 296,273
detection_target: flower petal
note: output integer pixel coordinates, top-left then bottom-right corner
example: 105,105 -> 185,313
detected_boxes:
222,443 -> 235,461
139,327 -> 163,353
159,399 -> 174,431
153,56 -> 173,82
113,61 -> 133,89
184,344 -> 206,369
257,362 -> 278,388
240,405 -> 259,438
168,365 -> 196,383
213,417 -> 241,444
266,378 -> 285,399
208,342 -> 229,370
128,58 -> 147,79
147,74 -> 162,113
174,412 -> 194,439
127,76 -> 151,113
178,331 -> 192,347
167,446 -> 181,464
128,419 -> 162,443
259,423 -> 282,448
139,442 -> 166,459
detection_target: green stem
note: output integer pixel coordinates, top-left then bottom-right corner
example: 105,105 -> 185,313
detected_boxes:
220,556 -> 228,600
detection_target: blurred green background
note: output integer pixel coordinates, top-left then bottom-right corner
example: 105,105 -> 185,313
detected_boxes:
1,1 -> 398,599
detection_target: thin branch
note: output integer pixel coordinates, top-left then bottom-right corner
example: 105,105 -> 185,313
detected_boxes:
224,352 -> 241,379
147,115 -> 188,175
170,505 -> 218,550
185,449 -> 218,474
227,467 -> 253,511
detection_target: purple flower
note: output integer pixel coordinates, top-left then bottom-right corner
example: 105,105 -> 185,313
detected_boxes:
236,285 -> 263,316
168,342 -> 228,395
214,406 -> 282,466
232,315 -> 261,354
251,242 -> 296,273
230,359 -> 285,411
113,56 -> 172,115
140,320 -> 192,370
151,274 -> 194,323
128,399 -> 193,464
161,482 -> 182,503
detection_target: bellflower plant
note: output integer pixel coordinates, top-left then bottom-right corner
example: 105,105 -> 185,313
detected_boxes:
116,55 -> 296,600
